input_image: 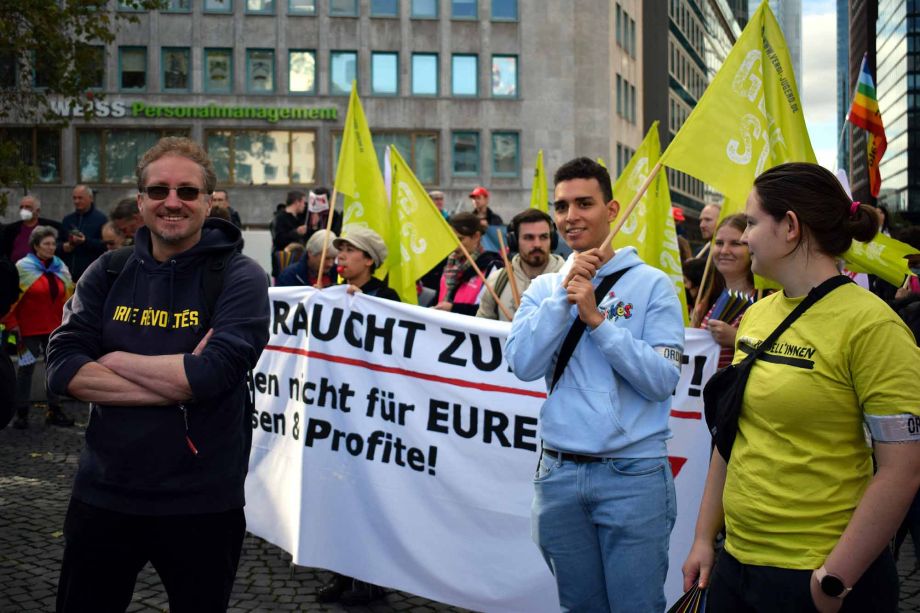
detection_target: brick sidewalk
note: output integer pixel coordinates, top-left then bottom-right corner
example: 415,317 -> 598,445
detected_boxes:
2,407 -> 919,612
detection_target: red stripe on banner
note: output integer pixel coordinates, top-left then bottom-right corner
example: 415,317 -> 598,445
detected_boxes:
264,344 -> 549,399
668,456 -> 688,477
670,410 -> 702,420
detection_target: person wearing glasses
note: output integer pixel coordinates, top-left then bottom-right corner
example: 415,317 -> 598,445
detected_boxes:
46,137 -> 270,612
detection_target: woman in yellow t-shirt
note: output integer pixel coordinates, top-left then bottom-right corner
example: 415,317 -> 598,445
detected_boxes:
682,162 -> 920,613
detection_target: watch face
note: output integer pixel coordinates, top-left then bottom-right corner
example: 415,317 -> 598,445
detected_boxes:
820,574 -> 846,598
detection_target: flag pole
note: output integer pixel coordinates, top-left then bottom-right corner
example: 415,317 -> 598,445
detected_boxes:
496,231 -> 521,309
600,161 -> 663,257
314,187 -> 339,289
453,240 -> 513,321
691,245 -> 716,328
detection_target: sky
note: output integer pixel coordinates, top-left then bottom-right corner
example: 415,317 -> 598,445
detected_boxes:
800,0 -> 838,170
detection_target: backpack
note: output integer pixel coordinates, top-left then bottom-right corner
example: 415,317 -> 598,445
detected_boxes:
104,246 -> 233,331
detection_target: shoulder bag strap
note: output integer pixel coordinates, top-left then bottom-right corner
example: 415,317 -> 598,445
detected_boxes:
741,274 -> 852,365
549,266 -> 631,392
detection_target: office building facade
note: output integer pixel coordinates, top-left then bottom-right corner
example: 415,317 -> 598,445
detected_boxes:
1,0 -> 645,226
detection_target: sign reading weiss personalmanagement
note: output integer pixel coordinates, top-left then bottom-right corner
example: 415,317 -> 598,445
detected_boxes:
48,97 -> 338,123
245,286 -> 720,613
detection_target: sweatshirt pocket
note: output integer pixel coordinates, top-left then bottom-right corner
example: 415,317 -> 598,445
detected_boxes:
541,385 -> 625,449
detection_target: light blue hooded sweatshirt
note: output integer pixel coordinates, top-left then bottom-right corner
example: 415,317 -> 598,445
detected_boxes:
506,247 -> 684,458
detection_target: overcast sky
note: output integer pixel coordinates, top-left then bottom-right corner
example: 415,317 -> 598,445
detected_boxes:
800,0 -> 838,170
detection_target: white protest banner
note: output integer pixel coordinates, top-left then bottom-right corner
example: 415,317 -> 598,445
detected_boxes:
245,287 -> 720,611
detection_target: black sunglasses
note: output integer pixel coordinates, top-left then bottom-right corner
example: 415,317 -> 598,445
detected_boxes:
143,185 -> 206,201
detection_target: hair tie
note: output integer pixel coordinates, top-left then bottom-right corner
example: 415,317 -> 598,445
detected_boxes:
849,201 -> 860,216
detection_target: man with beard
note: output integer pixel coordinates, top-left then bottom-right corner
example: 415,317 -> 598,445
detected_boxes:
477,209 -> 565,321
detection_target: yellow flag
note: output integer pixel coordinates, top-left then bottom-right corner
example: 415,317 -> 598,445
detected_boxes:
844,233 -> 915,287
612,122 -> 689,324
386,146 -> 459,304
529,149 -> 548,213
660,1 -> 816,205
335,84 -> 389,241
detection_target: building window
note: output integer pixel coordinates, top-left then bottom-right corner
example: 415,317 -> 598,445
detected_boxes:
32,49 -> 56,89
371,0 -> 398,16
0,52 -> 16,89
117,0 -> 144,11
412,53 -> 438,96
204,48 -> 233,93
162,47 -> 191,92
204,0 -> 233,12
492,0 -> 517,20
289,50 -> 316,93
411,0 -> 437,17
452,0 -> 477,19
246,0 -> 274,13
452,131 -> 479,176
78,129 -> 187,184
162,0 -> 192,11
289,0 -> 316,14
491,55 -> 517,97
491,132 -> 519,177
452,54 -> 477,96
119,47 -> 147,91
330,51 -> 357,95
371,52 -> 398,95
2,128 -> 61,183
329,0 -> 358,16
334,130 -> 438,184
79,45 -> 105,90
206,130 -> 317,185
246,49 -> 274,93
616,74 -> 622,116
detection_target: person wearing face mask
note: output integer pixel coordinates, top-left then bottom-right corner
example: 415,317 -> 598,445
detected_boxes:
1,195 -> 63,264
303,187 -> 343,243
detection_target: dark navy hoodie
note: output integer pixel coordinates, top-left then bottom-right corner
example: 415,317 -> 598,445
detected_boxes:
47,219 -> 270,515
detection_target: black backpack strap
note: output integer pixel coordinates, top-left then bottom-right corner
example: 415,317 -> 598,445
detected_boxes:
741,274 -> 852,366
549,266 -> 631,392
199,250 -> 235,329
494,268 -> 510,299
104,246 -> 135,287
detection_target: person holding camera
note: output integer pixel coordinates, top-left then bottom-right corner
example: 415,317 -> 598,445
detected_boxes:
60,185 -> 107,281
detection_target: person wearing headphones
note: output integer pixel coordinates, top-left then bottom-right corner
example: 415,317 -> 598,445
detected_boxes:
477,208 -> 565,321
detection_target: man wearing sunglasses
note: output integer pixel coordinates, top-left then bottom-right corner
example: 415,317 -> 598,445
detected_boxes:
46,137 -> 270,612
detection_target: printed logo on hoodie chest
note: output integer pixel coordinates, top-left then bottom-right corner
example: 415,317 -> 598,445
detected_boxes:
112,305 -> 201,329
597,290 -> 634,321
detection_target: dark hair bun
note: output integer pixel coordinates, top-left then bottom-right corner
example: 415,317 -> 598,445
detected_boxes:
848,203 -> 880,244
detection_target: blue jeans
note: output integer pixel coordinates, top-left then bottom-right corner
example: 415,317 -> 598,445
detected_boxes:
533,453 -> 676,613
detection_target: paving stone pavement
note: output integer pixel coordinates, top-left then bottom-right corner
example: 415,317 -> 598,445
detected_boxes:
0,405 -> 467,613
2,404 -> 920,612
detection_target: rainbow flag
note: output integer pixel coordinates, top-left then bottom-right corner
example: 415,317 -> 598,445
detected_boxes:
848,55 -> 887,197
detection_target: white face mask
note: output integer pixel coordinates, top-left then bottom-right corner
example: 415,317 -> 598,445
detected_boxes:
19,208 -> 34,222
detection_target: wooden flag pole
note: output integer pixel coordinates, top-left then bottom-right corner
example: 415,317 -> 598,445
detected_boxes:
690,246 -> 716,328
453,239 -> 513,321
601,161 -> 664,253
314,187 -> 339,289
496,231 -> 521,309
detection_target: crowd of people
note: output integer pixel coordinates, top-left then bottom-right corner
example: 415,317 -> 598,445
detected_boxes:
0,136 -> 919,613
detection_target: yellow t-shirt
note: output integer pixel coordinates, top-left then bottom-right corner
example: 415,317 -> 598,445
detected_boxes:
722,282 -> 920,569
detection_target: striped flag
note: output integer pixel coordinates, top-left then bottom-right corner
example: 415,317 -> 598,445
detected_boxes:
848,55 -> 887,197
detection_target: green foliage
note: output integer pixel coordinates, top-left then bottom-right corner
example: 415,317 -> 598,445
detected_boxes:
0,0 -> 162,211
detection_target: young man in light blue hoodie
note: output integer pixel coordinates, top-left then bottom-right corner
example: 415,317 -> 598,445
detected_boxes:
506,157 -> 685,613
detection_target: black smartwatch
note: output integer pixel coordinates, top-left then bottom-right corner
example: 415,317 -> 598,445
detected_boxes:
815,566 -> 852,599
